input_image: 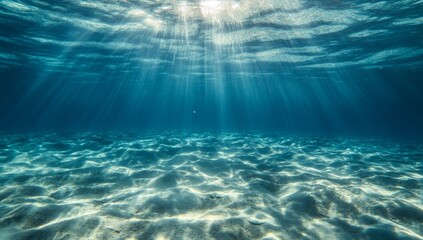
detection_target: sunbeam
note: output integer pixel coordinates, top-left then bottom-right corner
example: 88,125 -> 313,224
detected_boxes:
0,0 -> 423,239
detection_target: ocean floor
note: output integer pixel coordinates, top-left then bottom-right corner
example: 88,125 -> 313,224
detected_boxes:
0,132 -> 422,240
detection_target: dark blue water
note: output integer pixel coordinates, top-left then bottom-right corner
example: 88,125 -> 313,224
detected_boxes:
0,1 -> 422,239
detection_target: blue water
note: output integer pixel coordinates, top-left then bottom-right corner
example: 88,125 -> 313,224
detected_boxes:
0,1 -> 423,239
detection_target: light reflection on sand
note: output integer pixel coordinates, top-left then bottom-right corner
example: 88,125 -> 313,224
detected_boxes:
0,132 -> 422,239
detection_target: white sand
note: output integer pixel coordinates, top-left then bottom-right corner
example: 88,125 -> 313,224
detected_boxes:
0,132 -> 422,239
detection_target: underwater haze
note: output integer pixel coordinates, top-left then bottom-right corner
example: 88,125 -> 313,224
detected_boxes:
0,0 -> 423,239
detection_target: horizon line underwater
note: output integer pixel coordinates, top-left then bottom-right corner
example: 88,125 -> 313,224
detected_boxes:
0,0 -> 423,239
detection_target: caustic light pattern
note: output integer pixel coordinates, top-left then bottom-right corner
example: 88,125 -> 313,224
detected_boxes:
0,133 -> 422,239
1,0 -> 423,77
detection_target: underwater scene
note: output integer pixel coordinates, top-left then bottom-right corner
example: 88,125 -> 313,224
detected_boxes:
0,0 -> 423,239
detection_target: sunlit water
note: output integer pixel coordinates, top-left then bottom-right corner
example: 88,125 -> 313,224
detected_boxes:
0,132 -> 422,239
1,0 -> 422,72
1,0 -> 423,239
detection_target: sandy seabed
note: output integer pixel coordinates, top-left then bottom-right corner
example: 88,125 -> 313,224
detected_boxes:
0,132 -> 422,240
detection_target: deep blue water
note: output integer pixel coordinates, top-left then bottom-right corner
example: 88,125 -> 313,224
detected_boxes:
1,0 -> 423,138
0,0 -> 423,239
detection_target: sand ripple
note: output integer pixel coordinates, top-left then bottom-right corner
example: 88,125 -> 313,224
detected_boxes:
0,132 -> 422,239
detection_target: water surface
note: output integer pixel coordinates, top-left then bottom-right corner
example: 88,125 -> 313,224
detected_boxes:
1,1 -> 423,239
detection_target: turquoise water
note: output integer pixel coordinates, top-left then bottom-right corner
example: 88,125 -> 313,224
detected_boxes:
1,0 -> 423,239
0,132 -> 422,239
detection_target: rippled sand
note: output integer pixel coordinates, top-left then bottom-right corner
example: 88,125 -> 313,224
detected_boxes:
0,132 -> 422,240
